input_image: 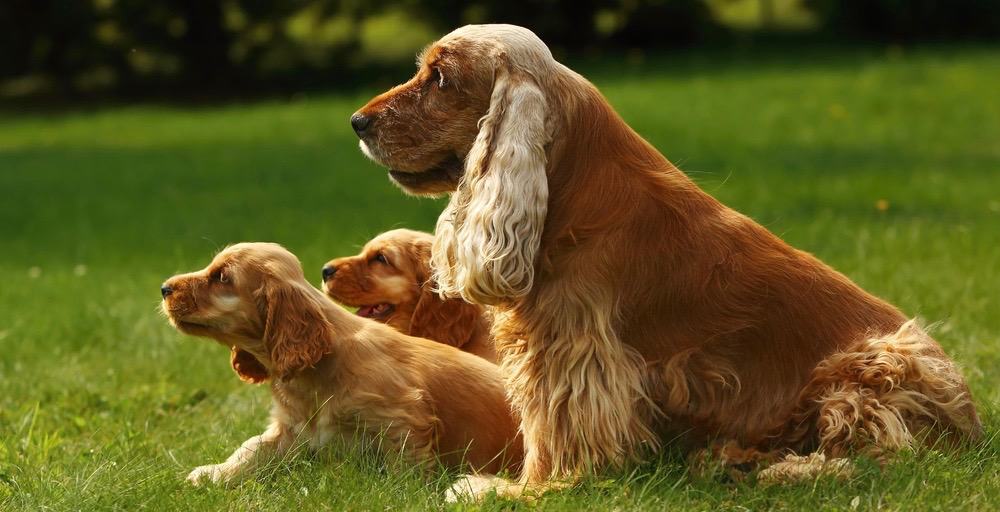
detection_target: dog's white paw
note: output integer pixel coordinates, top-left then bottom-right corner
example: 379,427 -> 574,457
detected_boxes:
186,463 -> 230,486
444,475 -> 528,503
445,474 -> 509,503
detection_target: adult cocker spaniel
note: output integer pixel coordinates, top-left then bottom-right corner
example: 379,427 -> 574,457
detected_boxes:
352,24 -> 983,498
160,242 -> 521,485
322,229 -> 496,362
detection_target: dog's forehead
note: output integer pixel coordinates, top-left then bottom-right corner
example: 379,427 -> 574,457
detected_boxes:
362,236 -> 398,260
214,243 -> 300,273
426,39 -> 496,69
427,30 -> 504,64
369,229 -> 426,248
212,244 -> 254,267
441,24 -> 538,47
430,24 -> 556,80
418,43 -> 447,66
437,24 -> 551,61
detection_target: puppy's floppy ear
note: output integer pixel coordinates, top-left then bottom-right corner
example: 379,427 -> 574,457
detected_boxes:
260,282 -> 332,379
409,281 -> 482,348
433,55 -> 549,305
230,347 -> 269,384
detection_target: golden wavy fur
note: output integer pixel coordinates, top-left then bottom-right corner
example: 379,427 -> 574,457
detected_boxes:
322,229 -> 496,362
353,24 -> 983,499
160,242 -> 521,485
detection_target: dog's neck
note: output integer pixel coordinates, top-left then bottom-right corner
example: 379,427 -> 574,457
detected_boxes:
285,285 -> 404,375
267,287 -> 424,409
224,284 -> 371,381
538,71 -> 721,249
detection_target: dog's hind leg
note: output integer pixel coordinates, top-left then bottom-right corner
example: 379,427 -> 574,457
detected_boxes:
759,321 -> 981,484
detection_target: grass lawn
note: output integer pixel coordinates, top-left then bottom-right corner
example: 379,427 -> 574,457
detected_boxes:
1,44 -> 999,510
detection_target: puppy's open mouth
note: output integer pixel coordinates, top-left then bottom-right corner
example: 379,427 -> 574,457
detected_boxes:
388,154 -> 464,194
355,303 -> 395,320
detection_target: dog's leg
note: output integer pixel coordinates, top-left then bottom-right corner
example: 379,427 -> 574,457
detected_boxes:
462,303 -> 658,499
447,301 -> 658,502
186,421 -> 294,486
817,321 -> 979,456
758,321 -> 981,485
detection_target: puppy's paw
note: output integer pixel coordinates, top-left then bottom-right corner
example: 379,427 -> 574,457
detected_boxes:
186,463 -> 231,486
445,474 -> 510,503
444,474 -> 560,502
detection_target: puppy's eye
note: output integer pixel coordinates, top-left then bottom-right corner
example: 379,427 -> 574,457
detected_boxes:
211,268 -> 230,284
372,252 -> 389,265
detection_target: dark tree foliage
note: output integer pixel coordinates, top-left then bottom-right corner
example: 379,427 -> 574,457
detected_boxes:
1,0 -> 996,98
0,0 -> 720,97
436,0 -> 716,48
807,0 -> 1000,41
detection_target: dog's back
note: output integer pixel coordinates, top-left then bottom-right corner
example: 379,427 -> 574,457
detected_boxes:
399,333 -> 522,473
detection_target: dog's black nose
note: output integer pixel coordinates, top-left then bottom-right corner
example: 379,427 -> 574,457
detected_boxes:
161,285 -> 173,298
321,265 -> 337,282
350,113 -> 372,136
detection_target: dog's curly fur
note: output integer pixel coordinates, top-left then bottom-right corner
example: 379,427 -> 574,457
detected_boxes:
161,243 -> 521,485
353,24 -> 983,499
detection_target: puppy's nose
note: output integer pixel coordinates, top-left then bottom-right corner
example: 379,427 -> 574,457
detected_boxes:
321,265 -> 337,282
161,284 -> 173,298
350,113 -> 372,137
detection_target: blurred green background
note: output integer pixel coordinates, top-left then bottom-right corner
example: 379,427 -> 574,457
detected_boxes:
3,0 -> 1000,98
1,1 -> 999,510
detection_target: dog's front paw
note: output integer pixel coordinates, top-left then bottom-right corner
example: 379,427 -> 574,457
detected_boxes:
446,474 -> 497,503
446,474 -> 522,503
186,464 -> 230,486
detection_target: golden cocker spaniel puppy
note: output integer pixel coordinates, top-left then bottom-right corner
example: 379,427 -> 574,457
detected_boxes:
351,24 -> 983,498
322,229 -> 496,362
160,242 -> 521,485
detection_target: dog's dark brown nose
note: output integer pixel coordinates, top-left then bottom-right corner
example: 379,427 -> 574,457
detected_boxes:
350,113 -> 372,137
161,284 -> 173,298
321,265 -> 337,282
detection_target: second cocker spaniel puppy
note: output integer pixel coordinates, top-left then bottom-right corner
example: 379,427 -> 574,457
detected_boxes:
161,242 -> 521,485
322,229 -> 495,362
351,24 -> 983,499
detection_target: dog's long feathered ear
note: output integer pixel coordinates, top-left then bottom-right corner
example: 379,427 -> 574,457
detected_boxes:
261,282 -> 332,379
230,347 -> 269,383
409,280 -> 482,348
432,58 -> 549,305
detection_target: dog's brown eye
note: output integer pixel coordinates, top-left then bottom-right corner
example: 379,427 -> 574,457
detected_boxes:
372,252 -> 389,265
429,67 -> 444,88
211,268 -> 230,284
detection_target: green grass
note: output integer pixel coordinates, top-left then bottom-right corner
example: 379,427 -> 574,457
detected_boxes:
2,44 -> 999,510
